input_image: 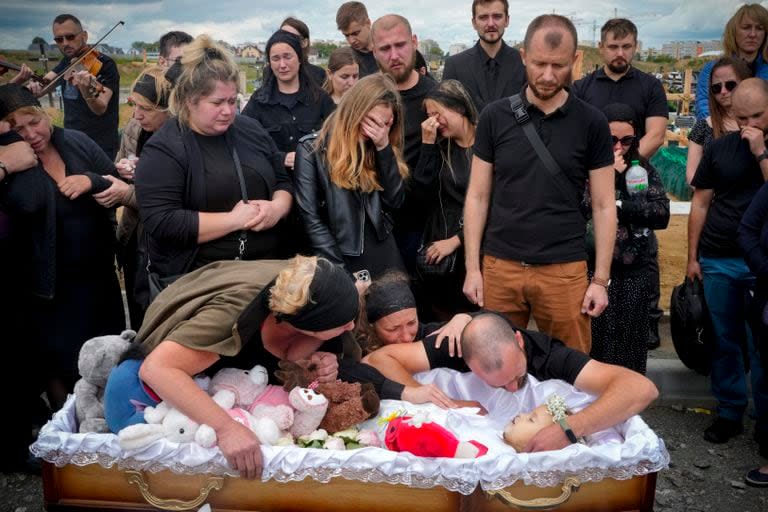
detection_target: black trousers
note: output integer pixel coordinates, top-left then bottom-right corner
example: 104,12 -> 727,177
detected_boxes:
647,232 -> 663,344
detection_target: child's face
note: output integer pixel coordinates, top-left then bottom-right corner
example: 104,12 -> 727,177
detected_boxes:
503,404 -> 554,451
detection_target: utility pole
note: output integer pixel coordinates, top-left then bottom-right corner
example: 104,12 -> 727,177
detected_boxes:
592,19 -> 597,47
614,8 -> 618,18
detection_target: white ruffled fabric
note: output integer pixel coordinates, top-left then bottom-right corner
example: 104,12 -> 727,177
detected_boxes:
31,368 -> 669,493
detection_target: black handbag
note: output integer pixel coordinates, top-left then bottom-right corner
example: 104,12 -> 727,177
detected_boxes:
669,276 -> 713,376
416,169 -> 458,278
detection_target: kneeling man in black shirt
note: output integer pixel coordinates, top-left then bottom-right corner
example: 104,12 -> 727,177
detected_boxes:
363,312 -> 658,452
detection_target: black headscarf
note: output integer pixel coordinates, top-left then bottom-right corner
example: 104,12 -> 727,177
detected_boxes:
365,279 -> 417,324
276,259 -> 359,331
265,30 -> 304,68
132,73 -> 169,109
0,84 -> 40,120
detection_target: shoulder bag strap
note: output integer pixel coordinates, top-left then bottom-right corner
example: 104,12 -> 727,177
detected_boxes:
231,146 -> 250,260
509,94 -> 580,211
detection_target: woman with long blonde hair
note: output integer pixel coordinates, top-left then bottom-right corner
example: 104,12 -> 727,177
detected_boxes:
294,74 -> 409,278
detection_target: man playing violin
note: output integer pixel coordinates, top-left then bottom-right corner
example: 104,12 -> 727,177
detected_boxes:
23,14 -> 120,159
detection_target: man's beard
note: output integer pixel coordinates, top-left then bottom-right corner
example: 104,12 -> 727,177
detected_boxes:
478,29 -> 504,45
383,51 -> 416,84
607,59 -> 629,74
528,72 -> 570,101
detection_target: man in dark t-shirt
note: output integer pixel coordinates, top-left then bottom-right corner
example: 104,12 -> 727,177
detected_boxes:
463,15 -> 616,353
371,14 -> 437,271
28,14 -> 120,159
362,312 -> 658,452
687,77 -> 768,447
336,2 -> 380,77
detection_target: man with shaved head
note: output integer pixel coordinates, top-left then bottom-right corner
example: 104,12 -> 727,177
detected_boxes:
463,14 -> 616,353
687,77 -> 768,447
371,14 -> 437,276
362,311 -> 658,452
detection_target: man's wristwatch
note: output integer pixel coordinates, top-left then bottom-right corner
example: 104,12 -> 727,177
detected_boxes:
757,149 -> 768,163
591,276 -> 611,288
557,417 -> 579,444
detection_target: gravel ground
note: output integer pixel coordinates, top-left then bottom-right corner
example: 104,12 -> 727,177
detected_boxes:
2,405 -> 766,512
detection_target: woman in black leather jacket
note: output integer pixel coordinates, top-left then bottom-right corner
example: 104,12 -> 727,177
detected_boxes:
294,74 -> 409,278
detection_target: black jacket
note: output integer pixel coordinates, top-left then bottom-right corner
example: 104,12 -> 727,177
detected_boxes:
0,128 -> 116,299
241,81 -> 335,165
442,41 -> 526,114
135,115 -> 292,278
294,133 -> 406,264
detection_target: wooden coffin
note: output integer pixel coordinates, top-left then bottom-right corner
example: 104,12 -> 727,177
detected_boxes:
42,462 -> 657,512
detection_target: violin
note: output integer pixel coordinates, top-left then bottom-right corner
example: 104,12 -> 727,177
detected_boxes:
38,20 -> 124,97
64,47 -> 105,98
0,59 -> 51,85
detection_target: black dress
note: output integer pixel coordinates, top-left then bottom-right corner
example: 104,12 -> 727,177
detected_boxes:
413,141 -> 476,315
1,128 -> 125,383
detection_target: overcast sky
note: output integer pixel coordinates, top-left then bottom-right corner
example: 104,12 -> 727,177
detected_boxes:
0,0 -> 760,51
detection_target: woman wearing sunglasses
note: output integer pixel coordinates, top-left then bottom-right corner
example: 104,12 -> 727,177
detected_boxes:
695,3 -> 768,120
687,57 -> 752,185
582,103 -> 670,374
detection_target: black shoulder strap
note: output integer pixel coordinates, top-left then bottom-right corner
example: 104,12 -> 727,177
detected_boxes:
509,94 -> 580,210
230,146 -> 249,260
231,146 -> 249,203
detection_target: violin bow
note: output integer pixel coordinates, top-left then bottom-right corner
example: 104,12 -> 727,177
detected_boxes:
38,20 -> 125,96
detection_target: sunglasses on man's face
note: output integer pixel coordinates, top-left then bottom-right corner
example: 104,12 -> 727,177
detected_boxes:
53,32 -> 81,44
710,80 -> 738,95
611,135 -> 637,147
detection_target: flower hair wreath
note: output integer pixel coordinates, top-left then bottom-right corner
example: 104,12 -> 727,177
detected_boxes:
545,394 -> 568,422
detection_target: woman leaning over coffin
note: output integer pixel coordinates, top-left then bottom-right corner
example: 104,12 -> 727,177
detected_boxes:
135,35 -> 292,286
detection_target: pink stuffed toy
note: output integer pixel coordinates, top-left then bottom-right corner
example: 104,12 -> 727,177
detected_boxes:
208,364 -> 328,438
287,386 -> 329,437
384,413 -> 488,459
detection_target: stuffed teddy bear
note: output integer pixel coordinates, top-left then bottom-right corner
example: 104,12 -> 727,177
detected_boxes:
118,401 -> 207,450
208,364 -> 328,437
74,329 -> 136,433
384,411 -> 488,458
118,398 -> 282,451
275,360 -> 380,433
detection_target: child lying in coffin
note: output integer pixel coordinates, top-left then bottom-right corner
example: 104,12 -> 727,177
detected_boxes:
502,394 -> 623,453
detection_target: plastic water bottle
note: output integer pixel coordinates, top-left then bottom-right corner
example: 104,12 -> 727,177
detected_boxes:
625,160 -> 650,237
625,160 -> 648,196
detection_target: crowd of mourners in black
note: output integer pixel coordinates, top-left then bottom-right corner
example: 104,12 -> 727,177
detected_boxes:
1,0 -> 768,488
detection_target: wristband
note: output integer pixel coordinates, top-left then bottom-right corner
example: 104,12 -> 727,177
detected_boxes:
557,417 -> 578,444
